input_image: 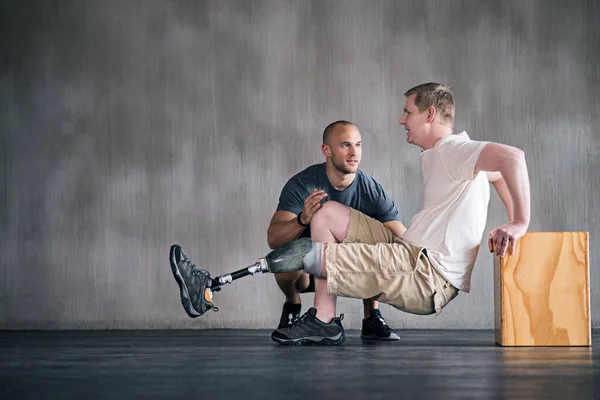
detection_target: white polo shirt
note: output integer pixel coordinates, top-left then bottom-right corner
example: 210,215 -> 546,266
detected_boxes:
402,132 -> 490,292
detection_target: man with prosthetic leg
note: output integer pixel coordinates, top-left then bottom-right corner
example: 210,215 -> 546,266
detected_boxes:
169,83 -> 531,345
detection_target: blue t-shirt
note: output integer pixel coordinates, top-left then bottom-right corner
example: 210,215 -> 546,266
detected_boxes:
276,163 -> 400,238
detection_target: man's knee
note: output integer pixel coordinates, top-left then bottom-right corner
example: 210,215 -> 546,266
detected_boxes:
274,270 -> 304,286
294,272 -> 310,292
312,201 -> 348,226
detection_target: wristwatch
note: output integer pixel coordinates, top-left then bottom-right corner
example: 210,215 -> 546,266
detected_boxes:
296,212 -> 310,228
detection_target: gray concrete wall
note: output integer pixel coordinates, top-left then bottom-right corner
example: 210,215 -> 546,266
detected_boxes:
1,0 -> 598,329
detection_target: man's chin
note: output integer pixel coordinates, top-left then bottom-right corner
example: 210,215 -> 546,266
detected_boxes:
336,166 -> 357,174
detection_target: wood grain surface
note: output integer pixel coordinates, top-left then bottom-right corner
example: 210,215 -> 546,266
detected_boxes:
495,232 -> 590,346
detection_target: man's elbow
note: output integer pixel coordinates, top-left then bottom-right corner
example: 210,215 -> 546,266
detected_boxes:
511,147 -> 525,161
501,146 -> 526,169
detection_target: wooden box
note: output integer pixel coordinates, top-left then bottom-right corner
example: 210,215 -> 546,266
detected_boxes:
494,232 -> 591,346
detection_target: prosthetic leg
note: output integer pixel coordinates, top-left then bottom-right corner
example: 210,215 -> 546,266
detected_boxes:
169,238 -> 313,317
209,237 -> 313,291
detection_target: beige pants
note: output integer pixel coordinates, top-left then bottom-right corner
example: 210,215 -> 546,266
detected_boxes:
326,208 -> 458,315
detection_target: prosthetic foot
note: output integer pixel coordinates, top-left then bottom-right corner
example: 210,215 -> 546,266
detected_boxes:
168,238 -> 313,317
169,244 -> 218,317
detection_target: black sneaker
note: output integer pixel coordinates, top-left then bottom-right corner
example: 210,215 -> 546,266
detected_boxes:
169,244 -> 218,318
276,302 -> 302,329
361,309 -> 399,340
271,307 -> 345,346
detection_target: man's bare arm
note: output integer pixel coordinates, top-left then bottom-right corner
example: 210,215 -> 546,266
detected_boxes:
383,220 -> 407,238
267,189 -> 328,249
267,211 -> 307,249
487,171 -> 514,221
475,143 -> 530,257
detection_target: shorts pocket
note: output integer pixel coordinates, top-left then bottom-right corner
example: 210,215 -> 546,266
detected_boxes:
433,283 -> 459,315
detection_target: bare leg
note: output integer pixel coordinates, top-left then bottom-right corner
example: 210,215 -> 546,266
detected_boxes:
309,202 -> 351,322
309,206 -> 386,323
363,299 -> 379,319
274,271 -> 310,304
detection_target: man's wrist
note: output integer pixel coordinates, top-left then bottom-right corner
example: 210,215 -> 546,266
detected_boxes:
296,212 -> 310,228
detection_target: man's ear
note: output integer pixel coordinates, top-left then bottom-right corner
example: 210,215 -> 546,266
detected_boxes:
427,106 -> 437,123
321,143 -> 330,157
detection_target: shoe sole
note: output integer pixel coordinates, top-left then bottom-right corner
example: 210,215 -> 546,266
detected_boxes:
271,332 -> 345,346
169,244 -> 201,318
360,333 -> 400,341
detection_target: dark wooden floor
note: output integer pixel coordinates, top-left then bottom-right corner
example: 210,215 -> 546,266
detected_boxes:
1,330 -> 598,399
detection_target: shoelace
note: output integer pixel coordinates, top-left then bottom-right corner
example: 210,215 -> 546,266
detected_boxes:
186,260 -> 208,279
291,312 -> 345,327
186,260 -> 219,312
291,312 -> 308,326
185,258 -> 195,271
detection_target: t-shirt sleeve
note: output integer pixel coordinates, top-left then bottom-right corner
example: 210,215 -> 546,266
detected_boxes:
373,183 -> 400,223
276,177 -> 309,215
439,139 -> 489,182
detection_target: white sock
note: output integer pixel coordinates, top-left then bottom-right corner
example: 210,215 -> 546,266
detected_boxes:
302,242 -> 323,277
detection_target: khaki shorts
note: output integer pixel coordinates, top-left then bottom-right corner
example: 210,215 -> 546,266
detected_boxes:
326,208 -> 459,315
